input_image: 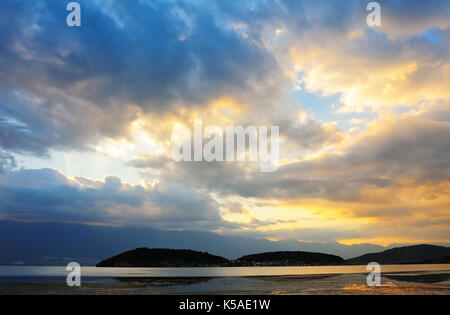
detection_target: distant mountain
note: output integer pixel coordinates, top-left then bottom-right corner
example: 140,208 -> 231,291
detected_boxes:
1,220 -> 448,266
346,244 -> 450,264
236,251 -> 344,266
97,248 -> 230,267
0,220 -> 388,264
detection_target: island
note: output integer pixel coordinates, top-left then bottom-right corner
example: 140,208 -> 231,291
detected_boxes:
96,248 -> 230,267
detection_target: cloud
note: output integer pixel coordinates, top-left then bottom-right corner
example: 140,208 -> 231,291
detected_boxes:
0,168 -> 224,230
127,154 -> 171,170
286,31 -> 449,112
380,0 -> 450,38
272,106 -> 344,151
133,98 -> 450,246
284,116 -> 450,187
251,1 -> 450,112
0,0 -> 448,246
0,0 -> 284,156
0,151 -> 16,174
2,0 -> 447,156
172,101 -> 450,201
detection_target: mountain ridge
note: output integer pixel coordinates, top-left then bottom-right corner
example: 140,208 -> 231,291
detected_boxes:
0,220 -> 386,264
1,220 -> 449,265
346,244 -> 450,264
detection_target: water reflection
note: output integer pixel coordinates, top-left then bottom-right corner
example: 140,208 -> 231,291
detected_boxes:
114,277 -> 214,287
1,265 -> 450,294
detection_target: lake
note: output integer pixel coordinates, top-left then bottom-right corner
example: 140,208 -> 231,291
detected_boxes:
1,264 -> 450,295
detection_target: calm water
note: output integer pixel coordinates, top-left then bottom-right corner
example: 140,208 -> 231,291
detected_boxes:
1,265 -> 449,295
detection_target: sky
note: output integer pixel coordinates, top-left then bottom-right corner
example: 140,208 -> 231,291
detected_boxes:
0,0 -> 449,250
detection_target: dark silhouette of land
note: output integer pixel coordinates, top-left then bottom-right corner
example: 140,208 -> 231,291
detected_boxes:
236,251 -> 344,266
346,244 -> 450,264
420,256 -> 450,264
97,248 -> 345,267
97,244 -> 450,268
97,248 -> 229,267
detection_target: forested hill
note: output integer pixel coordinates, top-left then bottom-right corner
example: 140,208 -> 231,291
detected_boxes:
97,248 -> 230,267
346,244 -> 450,264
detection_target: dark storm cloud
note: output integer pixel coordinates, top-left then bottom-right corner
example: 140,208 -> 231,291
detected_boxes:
0,0 -> 282,156
0,0 -> 275,105
1,0 -> 448,156
0,106 -> 52,156
0,168 -> 225,229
